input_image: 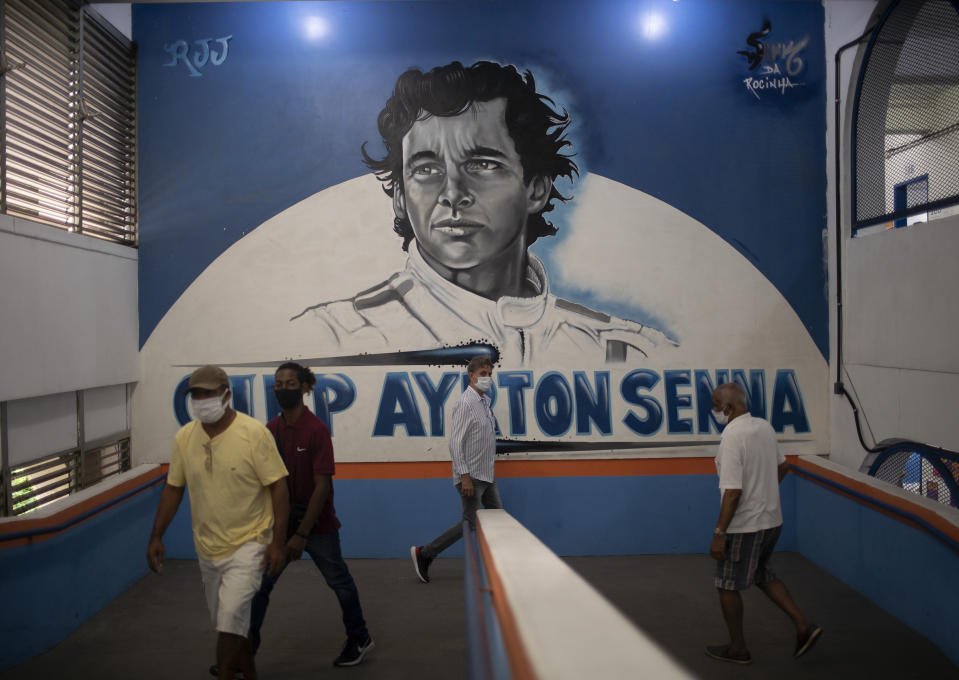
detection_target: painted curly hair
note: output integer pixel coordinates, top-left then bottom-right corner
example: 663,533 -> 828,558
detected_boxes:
361,61 -> 579,251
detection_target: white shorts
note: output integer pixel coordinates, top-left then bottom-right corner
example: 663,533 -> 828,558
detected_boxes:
198,541 -> 266,636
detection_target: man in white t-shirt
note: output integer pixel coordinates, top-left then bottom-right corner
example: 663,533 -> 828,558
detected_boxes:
706,383 -> 822,665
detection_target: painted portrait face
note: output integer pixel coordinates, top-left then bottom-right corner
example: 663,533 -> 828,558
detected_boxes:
394,98 -> 549,273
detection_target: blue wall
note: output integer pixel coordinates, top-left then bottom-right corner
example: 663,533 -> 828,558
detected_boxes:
163,473 -> 797,559
793,475 -> 959,667
0,483 -> 162,671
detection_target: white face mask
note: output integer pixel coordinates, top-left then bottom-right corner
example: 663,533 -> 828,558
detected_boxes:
712,409 -> 729,426
474,376 -> 492,392
192,392 -> 229,424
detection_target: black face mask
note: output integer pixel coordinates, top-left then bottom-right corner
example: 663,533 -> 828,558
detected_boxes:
274,388 -> 302,410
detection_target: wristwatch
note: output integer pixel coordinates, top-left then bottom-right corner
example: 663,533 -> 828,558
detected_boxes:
713,528 -> 726,537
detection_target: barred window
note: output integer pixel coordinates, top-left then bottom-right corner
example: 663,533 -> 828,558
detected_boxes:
852,0 -> 959,234
0,0 -> 136,244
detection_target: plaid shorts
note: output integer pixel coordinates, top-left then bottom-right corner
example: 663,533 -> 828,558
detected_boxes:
713,525 -> 781,591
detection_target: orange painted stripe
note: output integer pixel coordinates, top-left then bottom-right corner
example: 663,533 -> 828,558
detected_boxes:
476,520 -> 538,680
334,457 -> 717,479
0,465 -> 168,548
336,461 -> 452,479
790,457 -> 959,545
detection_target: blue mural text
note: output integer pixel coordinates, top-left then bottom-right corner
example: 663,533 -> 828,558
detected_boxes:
175,368 -> 810,440
173,371 -> 355,434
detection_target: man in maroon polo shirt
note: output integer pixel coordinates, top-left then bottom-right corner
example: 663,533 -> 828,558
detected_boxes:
246,362 -> 373,668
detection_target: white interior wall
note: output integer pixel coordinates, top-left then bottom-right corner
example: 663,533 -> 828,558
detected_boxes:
84,384 -> 131,442
0,216 -> 138,403
827,0 -> 959,470
843,214 -> 959,453
5,392 -> 78,466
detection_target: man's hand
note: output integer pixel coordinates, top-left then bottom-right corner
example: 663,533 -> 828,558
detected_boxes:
711,489 -> 740,561
460,475 -> 474,497
262,542 -> 287,577
146,484 -> 184,574
147,535 -> 165,573
286,534 -> 307,562
709,533 -> 727,561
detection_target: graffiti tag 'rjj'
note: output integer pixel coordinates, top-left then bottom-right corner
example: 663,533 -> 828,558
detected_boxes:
163,36 -> 233,77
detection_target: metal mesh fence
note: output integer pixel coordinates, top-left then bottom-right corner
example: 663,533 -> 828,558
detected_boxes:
853,0 -> 959,231
870,445 -> 959,508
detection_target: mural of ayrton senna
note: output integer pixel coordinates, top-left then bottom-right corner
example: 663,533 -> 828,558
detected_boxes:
292,61 -> 676,366
134,12 -> 829,465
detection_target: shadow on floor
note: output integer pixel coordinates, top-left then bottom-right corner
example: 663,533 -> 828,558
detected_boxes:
565,552 -> 957,680
3,552 -> 956,679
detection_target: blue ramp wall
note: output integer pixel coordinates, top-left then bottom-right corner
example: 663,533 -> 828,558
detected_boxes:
162,473 -> 796,559
793,473 -> 959,667
0,482 -> 162,671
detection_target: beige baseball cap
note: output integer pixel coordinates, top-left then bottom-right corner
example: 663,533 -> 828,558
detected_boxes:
187,365 -> 229,392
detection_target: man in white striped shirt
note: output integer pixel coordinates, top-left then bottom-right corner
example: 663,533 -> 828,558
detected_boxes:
411,356 -> 502,583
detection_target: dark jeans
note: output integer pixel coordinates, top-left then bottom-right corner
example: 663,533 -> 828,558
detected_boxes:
249,530 -> 368,652
422,479 -> 502,559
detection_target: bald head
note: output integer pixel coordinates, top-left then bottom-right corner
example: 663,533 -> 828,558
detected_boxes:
711,383 -> 749,422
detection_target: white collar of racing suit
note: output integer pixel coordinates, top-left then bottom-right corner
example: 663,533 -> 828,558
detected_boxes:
406,241 -> 550,329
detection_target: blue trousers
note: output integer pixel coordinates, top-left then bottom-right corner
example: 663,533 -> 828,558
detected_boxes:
249,530 -> 368,652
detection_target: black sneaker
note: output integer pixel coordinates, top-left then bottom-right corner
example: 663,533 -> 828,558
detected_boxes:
333,635 -> 375,667
705,644 -> 752,665
410,545 -> 432,583
794,624 -> 823,658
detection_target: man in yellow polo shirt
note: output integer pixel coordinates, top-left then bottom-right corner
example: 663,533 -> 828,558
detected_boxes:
147,365 -> 289,680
